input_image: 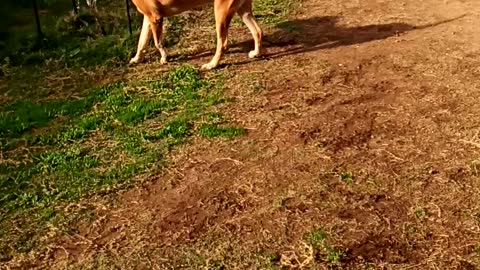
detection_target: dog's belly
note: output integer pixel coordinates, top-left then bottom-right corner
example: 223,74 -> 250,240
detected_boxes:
132,0 -> 211,17
160,0 -> 211,16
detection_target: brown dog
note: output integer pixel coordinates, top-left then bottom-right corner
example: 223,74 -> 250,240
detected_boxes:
129,0 -> 263,69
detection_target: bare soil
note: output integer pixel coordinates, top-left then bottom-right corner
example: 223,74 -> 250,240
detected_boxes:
7,0 -> 480,269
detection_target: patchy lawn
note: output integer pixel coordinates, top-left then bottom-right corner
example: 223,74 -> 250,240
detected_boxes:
2,0 -> 480,269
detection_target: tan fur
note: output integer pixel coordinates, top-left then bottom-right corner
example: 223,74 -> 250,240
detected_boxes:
129,0 -> 263,69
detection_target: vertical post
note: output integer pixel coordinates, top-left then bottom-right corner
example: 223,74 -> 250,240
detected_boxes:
72,0 -> 78,15
32,0 -> 43,41
125,0 -> 133,35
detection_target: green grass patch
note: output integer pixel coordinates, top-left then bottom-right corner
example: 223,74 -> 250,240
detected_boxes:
304,228 -> 327,246
156,118 -> 193,140
0,65 -> 243,262
0,83 -> 116,143
199,124 -> 246,138
115,99 -> 164,125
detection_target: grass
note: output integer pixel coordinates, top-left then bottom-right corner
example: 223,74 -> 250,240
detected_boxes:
253,0 -> 295,24
0,0 -> 298,266
0,0 -> 141,70
0,65 -> 245,262
199,123 -> 246,138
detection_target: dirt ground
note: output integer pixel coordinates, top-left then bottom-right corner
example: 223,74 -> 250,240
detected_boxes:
8,0 -> 480,269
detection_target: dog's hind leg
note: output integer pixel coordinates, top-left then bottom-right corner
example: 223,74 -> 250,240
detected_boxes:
149,16 -> 168,64
130,15 -> 152,64
202,0 -> 236,70
237,0 -> 263,58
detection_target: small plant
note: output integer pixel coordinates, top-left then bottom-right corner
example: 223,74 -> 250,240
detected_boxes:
415,208 -> 426,219
339,172 -> 355,184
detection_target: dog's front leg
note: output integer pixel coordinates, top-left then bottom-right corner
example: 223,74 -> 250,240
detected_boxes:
150,16 -> 168,65
201,0 -> 235,70
130,16 -> 152,64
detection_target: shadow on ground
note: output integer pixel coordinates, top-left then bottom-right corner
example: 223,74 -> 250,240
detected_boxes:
175,14 -> 466,65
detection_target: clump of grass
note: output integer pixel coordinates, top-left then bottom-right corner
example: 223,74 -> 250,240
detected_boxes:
0,65 -> 243,262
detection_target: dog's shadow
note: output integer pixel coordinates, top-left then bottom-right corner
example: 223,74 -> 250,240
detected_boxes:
174,15 -> 466,65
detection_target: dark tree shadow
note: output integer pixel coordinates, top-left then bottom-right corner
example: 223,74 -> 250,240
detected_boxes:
172,14 -> 466,66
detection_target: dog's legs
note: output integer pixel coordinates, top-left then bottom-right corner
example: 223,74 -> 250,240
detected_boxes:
238,1 -> 263,58
201,0 -> 235,70
130,16 -> 152,64
149,16 -> 168,64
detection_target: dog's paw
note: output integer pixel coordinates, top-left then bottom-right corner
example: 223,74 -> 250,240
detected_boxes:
129,57 -> 143,65
201,62 -> 217,70
160,58 -> 168,65
248,50 -> 261,59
